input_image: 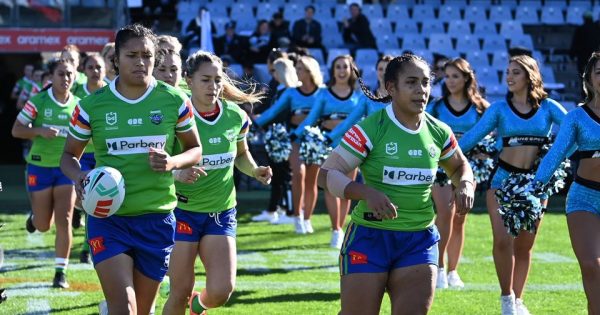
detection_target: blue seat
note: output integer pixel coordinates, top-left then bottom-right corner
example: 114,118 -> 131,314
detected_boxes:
395,19 -> 419,35
455,35 -> 481,54
428,33 -> 455,57
515,6 -> 540,24
488,5 -> 512,22
421,20 -> 445,34
541,6 -> 565,25
401,33 -> 426,51
448,20 -> 471,35
438,5 -> 462,22
327,48 -> 351,66
463,5 -> 488,23
499,20 -> 523,38
411,4 -> 435,20
362,4 -> 384,19
482,35 -> 507,53
386,4 -> 409,20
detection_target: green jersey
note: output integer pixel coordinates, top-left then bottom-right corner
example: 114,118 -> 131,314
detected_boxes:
69,78 -> 196,216
340,106 -> 458,231
72,83 -> 98,153
175,99 -> 249,212
17,88 -> 80,167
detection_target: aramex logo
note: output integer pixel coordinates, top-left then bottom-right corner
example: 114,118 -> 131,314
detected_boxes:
382,166 -> 435,185
106,135 -> 167,155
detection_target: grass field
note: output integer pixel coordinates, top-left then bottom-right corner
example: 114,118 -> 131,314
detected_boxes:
0,209 -> 588,315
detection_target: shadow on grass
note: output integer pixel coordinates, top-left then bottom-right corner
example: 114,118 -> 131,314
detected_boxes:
195,264 -> 337,277
238,244 -> 328,253
0,263 -> 47,274
227,291 -> 339,305
51,302 -> 99,313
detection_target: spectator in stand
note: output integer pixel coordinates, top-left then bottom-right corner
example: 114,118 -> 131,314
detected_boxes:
431,54 -> 449,99
269,12 -> 291,49
342,3 -> 377,52
183,6 -> 216,49
214,21 -> 249,65
100,42 -> 117,83
570,11 -> 600,76
292,5 -> 322,50
249,20 -> 273,65
11,64 -> 34,100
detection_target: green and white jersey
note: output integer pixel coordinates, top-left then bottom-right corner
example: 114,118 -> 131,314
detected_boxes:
340,106 -> 458,231
72,83 -> 97,153
69,78 -> 195,216
175,99 -> 249,212
17,88 -> 80,167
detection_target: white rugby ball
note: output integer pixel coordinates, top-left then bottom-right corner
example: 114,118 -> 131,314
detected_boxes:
82,166 -> 125,218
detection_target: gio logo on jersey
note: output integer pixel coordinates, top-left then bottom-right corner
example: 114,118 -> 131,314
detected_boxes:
106,135 -> 167,155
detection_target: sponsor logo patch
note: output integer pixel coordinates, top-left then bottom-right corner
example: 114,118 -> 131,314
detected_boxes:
349,251 -> 368,265
428,144 -> 438,158
127,118 -> 143,126
408,149 -> 423,157
176,221 -> 193,235
386,142 -> 398,155
106,135 -> 167,155
150,110 -> 163,125
382,167 -> 436,185
44,108 -> 52,118
105,112 -> 117,125
28,174 -> 37,186
343,126 -> 368,155
88,236 -> 106,255
200,152 -> 235,170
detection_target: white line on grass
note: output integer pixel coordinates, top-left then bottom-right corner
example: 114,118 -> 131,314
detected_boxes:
25,299 -> 50,315
26,232 -> 44,247
8,282 -> 80,297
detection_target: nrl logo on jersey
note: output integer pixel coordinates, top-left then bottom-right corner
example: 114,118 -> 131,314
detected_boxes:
105,112 -> 117,125
385,142 -> 398,155
44,108 -> 52,118
150,110 -> 163,125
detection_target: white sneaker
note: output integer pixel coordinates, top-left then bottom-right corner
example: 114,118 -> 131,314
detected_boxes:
330,229 -> 344,249
98,300 -> 108,315
515,298 -> 531,315
272,214 -> 295,225
252,210 -> 277,222
436,267 -> 448,289
501,294 -> 517,315
447,270 -> 464,288
294,216 -> 307,234
304,220 -> 314,233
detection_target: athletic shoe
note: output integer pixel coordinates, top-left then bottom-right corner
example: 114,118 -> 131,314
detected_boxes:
330,230 -> 344,249
271,214 -> 295,225
447,270 -> 464,288
251,210 -> 277,222
72,209 -> 83,229
304,220 -> 314,234
98,300 -> 108,315
52,271 -> 69,289
294,216 -> 307,234
79,250 -> 91,264
436,267 -> 448,289
25,212 -> 35,233
501,294 -> 516,315
189,291 -> 207,315
515,298 -> 531,315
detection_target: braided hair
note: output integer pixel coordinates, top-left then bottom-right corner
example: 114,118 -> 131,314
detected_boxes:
356,53 -> 430,103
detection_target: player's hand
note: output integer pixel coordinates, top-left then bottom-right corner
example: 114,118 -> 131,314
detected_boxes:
253,166 -> 272,185
452,180 -> 475,216
75,170 -> 91,201
173,166 -> 207,183
364,188 -> 397,220
38,127 -> 59,139
149,147 -> 174,172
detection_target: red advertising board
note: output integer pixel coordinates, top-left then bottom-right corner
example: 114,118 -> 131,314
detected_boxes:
0,28 -> 115,52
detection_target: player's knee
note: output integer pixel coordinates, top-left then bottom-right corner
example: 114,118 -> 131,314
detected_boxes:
493,237 -> 512,252
578,257 -> 600,277
169,281 -> 195,303
33,218 -> 50,232
206,283 -> 234,307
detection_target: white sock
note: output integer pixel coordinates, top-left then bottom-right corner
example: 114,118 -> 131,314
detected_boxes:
55,257 -> 68,272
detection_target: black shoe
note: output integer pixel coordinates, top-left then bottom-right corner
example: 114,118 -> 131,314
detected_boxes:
25,213 -> 35,233
80,250 -> 91,264
72,209 -> 82,229
52,271 -> 69,289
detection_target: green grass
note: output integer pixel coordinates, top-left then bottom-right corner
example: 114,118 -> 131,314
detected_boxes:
0,208 -> 588,315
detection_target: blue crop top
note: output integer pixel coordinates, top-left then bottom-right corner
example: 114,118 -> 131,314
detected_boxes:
327,94 -> 390,145
459,96 -> 567,153
535,105 -> 600,184
292,88 -> 362,140
255,87 -> 322,127
426,97 -> 481,135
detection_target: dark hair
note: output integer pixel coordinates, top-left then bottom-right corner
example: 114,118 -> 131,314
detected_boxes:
349,3 -> 361,10
82,54 -> 105,68
48,58 -> 75,75
113,24 -> 158,75
328,55 -> 358,88
267,48 -> 287,65
442,58 -> 489,114
582,51 -> 600,104
358,53 -> 430,103
374,55 -> 394,96
305,5 -> 315,12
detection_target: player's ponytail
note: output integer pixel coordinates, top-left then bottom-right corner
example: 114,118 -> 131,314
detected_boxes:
185,50 -> 264,105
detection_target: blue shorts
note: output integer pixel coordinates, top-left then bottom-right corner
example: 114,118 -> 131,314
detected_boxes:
80,153 -> 96,171
174,207 -> 237,242
26,164 -> 74,192
339,223 -> 440,275
87,212 -> 176,282
566,181 -> 600,216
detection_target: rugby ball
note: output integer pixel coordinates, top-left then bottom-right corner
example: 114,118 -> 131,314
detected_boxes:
82,166 -> 125,218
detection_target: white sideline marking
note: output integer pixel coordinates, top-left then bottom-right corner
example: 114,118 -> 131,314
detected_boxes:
462,283 -> 583,291
8,282 -> 80,297
534,252 -> 577,263
26,232 -> 44,247
25,299 -> 51,315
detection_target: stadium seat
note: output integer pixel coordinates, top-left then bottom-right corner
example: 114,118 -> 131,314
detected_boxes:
356,49 -> 379,68
327,48 -> 351,66
227,64 -> 244,79
482,35 -> 507,53
386,4 -> 410,20
519,0 -> 543,9
455,35 -> 481,54
544,0 -> 568,9
206,3 -> 228,18
411,4 -> 435,20
491,50 -> 510,71
466,50 -> 490,68
253,64 -> 271,84
322,32 -> 344,49
428,33 -> 455,57
371,18 -> 393,35
395,19 -> 419,35
283,3 -> 304,21
401,34 -> 427,51
540,65 -> 558,84
477,66 -> 500,87
263,0 -> 285,5
421,20 -> 445,34
361,67 -> 378,90
566,4 -> 591,25
499,20 -> 524,38
488,5 -> 512,22
448,20 -> 471,35
509,34 -> 534,50
313,3 -> 334,20
376,34 -> 399,50
256,3 -> 280,21
413,49 -> 434,64
473,20 -> 497,36
334,4 -> 348,21
321,65 -> 330,82
230,3 -> 254,20
236,16 -> 257,35
362,4 -> 384,19
515,6 -> 540,24
383,49 -> 403,57
81,0 -> 104,7
308,48 -> 325,65
212,16 -> 230,37
500,0 -> 519,8
463,5 -> 488,23
438,5 -> 462,23
541,6 -> 565,25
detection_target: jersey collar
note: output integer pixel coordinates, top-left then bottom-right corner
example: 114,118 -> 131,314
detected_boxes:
193,99 -> 224,126
109,76 -> 156,104
386,105 -> 423,135
48,87 -> 71,107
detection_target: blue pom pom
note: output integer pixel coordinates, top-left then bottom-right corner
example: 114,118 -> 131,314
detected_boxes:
299,126 -> 332,165
495,173 -> 543,237
265,123 -> 292,162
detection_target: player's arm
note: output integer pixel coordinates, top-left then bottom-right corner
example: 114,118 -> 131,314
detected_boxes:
12,101 -> 58,140
439,149 -> 475,216
235,117 -> 272,185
